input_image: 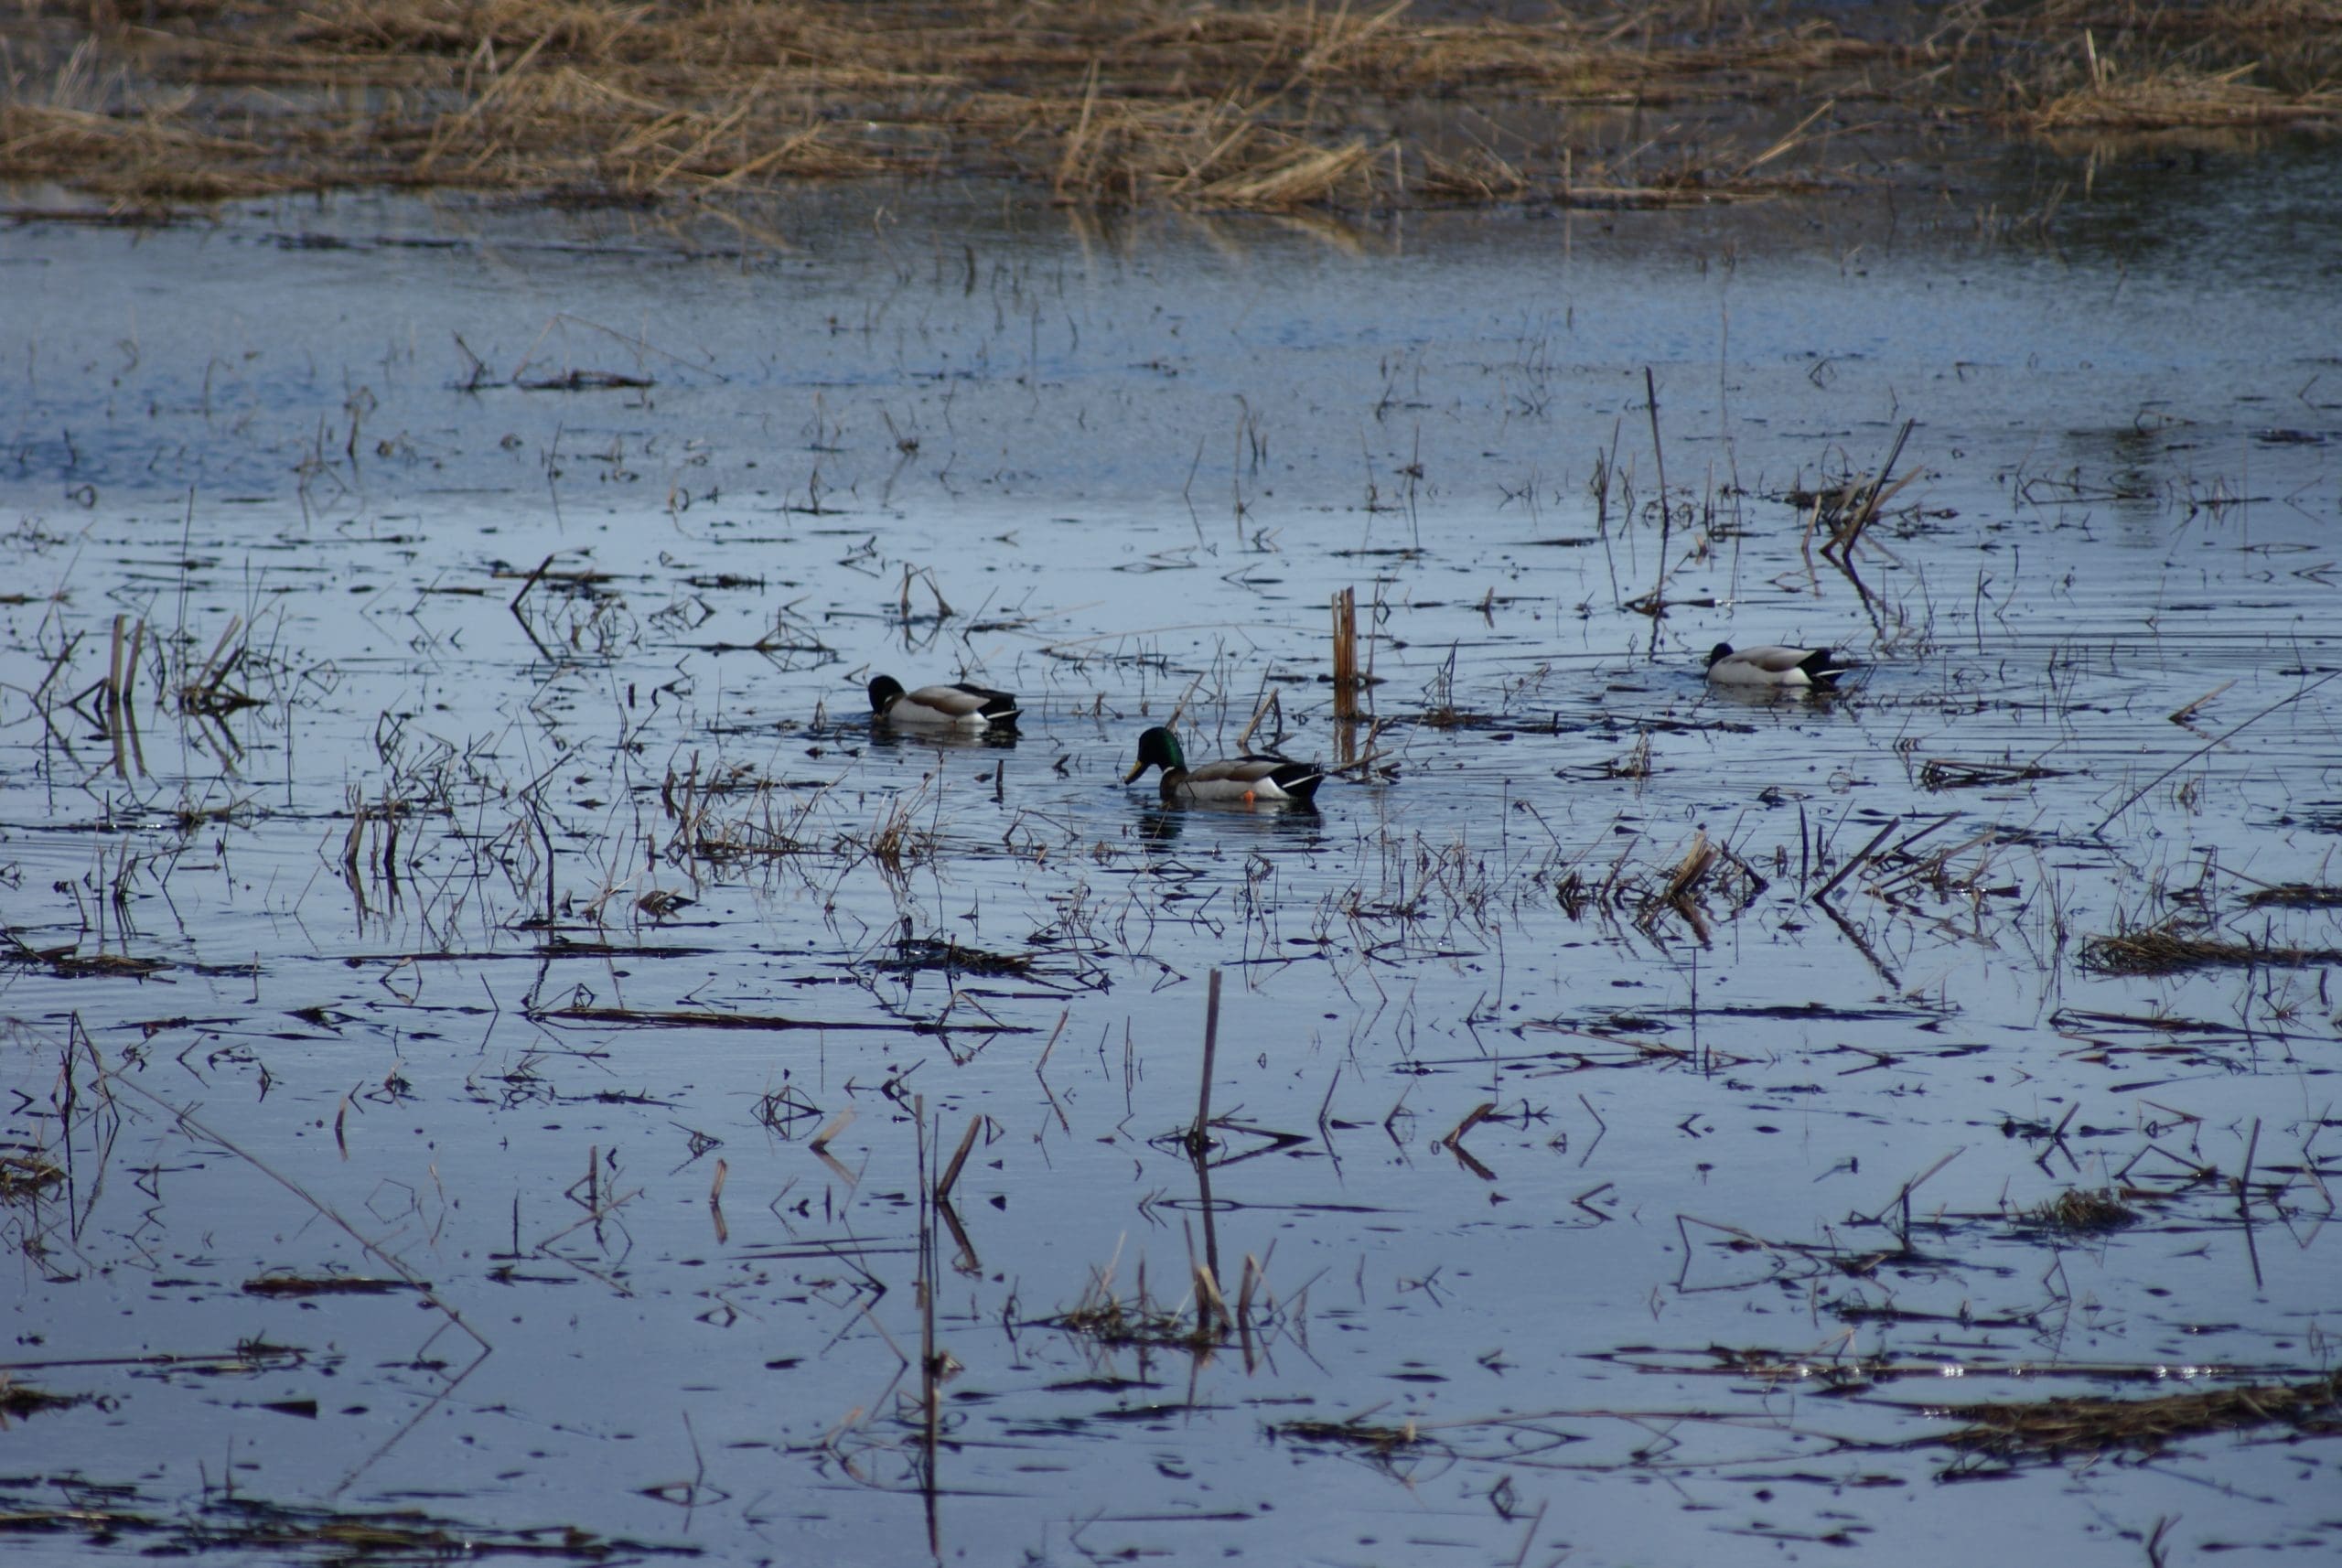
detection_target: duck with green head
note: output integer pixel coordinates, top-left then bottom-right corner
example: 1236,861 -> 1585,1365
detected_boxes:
1123,726 -> 1323,805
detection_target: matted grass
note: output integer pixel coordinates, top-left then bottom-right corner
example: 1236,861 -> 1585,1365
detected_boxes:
2079,920 -> 2342,976
1935,1370 -> 2342,1464
2014,0 -> 2342,131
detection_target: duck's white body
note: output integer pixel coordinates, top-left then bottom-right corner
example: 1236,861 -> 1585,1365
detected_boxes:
1123,726 -> 1323,805
868,676 -> 1019,727
1705,643 -> 1853,689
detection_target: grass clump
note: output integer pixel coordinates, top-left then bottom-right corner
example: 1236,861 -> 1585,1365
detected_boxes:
2019,1187 -> 2138,1235
1938,1370 -> 2342,1465
2080,921 -> 2342,975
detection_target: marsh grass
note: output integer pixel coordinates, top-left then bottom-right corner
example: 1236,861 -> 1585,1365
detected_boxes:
2017,1186 -> 2140,1235
0,1152 -> 66,1201
1933,1369 -> 2342,1465
662,759 -> 827,867
0,1483 -> 697,1562
2241,881 -> 2342,908
2013,1 -> 2342,132
6,1 -> 2331,217
1047,1247 -> 1227,1353
0,931 -> 171,979
887,933 -> 1034,980
2080,920 -> 2342,976
1272,1414 -> 1426,1457
1048,1283 -> 1220,1353
241,1273 -> 425,1297
0,1376 -> 85,1419
1919,756 -> 2069,790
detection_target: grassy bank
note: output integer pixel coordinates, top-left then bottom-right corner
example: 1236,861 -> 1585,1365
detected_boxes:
1,1 -> 2336,217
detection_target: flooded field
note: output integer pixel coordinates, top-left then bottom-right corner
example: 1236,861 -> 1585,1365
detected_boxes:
3,149 -> 2339,1564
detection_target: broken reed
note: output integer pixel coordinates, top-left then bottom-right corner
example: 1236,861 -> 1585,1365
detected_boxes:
1799,417 -> 1917,562
1330,587 -> 1360,724
1186,967 -> 1222,1156
34,596 -> 257,792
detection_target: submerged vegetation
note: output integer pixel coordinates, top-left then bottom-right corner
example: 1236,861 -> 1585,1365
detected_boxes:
0,1483 -> 701,1563
2,0 -> 2337,216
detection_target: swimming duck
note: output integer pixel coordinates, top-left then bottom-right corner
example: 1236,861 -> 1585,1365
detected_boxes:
867,675 -> 1019,727
1123,725 -> 1323,805
1704,643 -> 1853,690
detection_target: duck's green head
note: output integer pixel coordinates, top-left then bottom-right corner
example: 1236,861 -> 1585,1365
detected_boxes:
867,675 -> 905,713
1123,726 -> 1185,783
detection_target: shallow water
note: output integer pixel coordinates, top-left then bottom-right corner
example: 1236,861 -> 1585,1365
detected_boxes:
2,154 -> 2339,1565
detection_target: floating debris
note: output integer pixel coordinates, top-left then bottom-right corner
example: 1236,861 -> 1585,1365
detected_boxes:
0,1484 -> 700,1562
1932,1371 -> 2342,1465
2079,923 -> 2342,976
2015,1187 -> 2140,1236
242,1274 -> 426,1298
0,1154 -> 66,1202
2240,882 -> 2342,908
1272,1416 -> 1425,1456
0,1378 -> 88,1421
1919,757 -> 2069,790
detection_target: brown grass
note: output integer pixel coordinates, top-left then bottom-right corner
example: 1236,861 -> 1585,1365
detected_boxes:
1048,1274 -> 1219,1351
1273,1415 -> 1426,1455
0,1153 -> 68,1200
2019,1186 -> 2138,1235
2079,921 -> 2342,976
0,1375 -> 86,1419
1937,1370 -> 2342,1463
2241,882 -> 2342,908
2010,1 -> 2342,132
5,2 -> 2326,217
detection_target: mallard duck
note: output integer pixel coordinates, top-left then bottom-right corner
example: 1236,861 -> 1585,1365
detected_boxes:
867,675 -> 1019,727
1123,725 -> 1323,805
1705,643 -> 1853,690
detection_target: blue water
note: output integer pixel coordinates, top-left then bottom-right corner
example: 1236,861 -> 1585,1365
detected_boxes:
1,159 -> 2337,1564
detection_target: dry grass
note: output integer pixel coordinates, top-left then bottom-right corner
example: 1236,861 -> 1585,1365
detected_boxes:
2010,0 -> 2342,132
1048,1271 -> 1220,1351
5,1 -> 2327,217
2079,921 -> 2342,976
0,1153 -> 67,1200
1049,1289 -> 1218,1352
0,1375 -> 85,1419
2025,63 -> 2336,132
0,1480 -> 694,1560
1273,1415 -> 1427,1456
1937,1370 -> 2342,1463
2241,882 -> 2342,908
2019,1186 -> 2138,1235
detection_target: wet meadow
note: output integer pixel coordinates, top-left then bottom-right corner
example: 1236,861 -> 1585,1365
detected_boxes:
3,5 -> 2341,1563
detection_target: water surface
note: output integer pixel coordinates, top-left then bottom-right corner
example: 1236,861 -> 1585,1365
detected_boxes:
2,162 -> 2337,1564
